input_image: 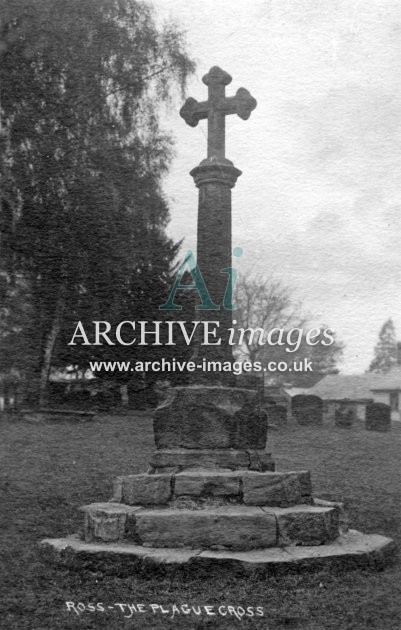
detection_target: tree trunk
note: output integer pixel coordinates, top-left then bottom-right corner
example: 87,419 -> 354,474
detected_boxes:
39,287 -> 66,407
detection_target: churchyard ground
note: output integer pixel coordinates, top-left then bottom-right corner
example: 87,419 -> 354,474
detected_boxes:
1,412 -> 401,630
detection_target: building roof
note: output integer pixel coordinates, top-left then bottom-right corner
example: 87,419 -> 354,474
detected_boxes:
369,366 -> 401,390
308,375 -> 373,401
283,387 -> 310,398
309,368 -> 401,401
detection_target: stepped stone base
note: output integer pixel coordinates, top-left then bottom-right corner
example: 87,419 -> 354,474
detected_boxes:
40,530 -> 396,573
39,385 -> 396,573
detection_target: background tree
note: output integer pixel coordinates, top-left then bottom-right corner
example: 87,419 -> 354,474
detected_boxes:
260,327 -> 344,387
234,274 -> 305,363
369,318 -> 398,373
234,274 -> 343,386
0,0 -> 194,404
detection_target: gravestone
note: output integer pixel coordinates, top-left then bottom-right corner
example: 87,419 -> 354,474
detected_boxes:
335,402 -> 355,428
366,402 -> 391,432
20,408 -> 95,423
268,404 -> 287,427
292,394 -> 323,425
41,67 -> 395,571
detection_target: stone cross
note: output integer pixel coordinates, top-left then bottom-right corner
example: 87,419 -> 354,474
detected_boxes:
180,66 -> 256,159
180,67 -> 257,373
44,65 -> 394,576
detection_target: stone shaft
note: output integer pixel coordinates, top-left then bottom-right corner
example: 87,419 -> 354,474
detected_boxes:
190,158 -> 241,367
180,67 -> 256,374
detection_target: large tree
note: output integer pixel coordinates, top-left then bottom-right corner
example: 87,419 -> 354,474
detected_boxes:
0,0 -> 194,403
369,318 -> 398,373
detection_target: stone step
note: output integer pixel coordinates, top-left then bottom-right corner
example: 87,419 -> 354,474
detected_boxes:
80,502 -> 339,550
135,506 -> 278,550
111,470 -> 312,508
41,530 -> 396,573
148,448 -> 275,473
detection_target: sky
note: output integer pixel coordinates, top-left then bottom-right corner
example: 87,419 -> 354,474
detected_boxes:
152,0 -> 401,374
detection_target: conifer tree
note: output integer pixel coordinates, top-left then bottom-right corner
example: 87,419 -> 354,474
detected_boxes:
369,318 -> 398,373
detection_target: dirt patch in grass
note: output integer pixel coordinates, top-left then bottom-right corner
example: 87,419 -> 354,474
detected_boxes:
1,414 -> 400,629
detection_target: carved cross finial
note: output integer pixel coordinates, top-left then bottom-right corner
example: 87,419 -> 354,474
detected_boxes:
180,65 -> 257,159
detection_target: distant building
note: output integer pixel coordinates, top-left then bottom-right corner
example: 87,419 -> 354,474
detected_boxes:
369,367 -> 401,418
307,367 -> 401,422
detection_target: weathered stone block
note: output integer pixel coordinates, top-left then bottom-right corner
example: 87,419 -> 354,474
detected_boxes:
248,450 -> 275,472
154,386 -> 267,449
314,497 -> 349,533
80,503 -> 141,543
297,470 -> 312,498
115,474 -> 172,506
174,472 -> 240,497
149,449 -> 252,472
136,507 -> 277,550
242,472 -> 302,506
268,505 -> 339,546
284,470 -> 312,500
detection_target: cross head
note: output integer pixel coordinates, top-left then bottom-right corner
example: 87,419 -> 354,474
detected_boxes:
180,66 -> 257,159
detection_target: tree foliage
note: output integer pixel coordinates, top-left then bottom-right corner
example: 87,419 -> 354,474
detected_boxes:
234,274 -> 343,386
0,0 -> 194,402
369,318 -> 398,373
234,274 -> 305,362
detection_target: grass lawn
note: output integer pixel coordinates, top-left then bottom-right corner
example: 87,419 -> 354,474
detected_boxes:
1,412 -> 401,630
